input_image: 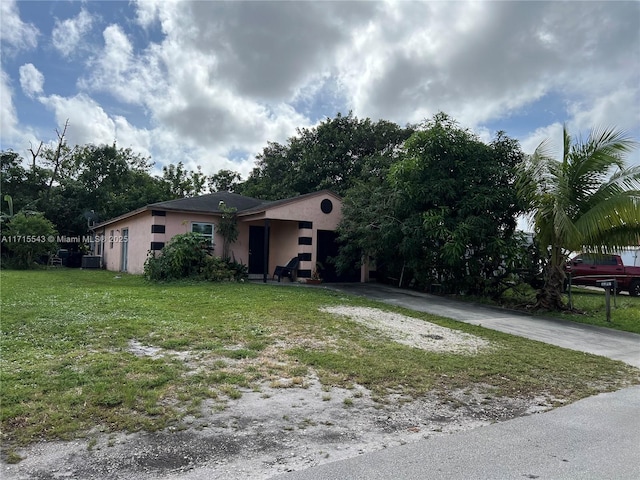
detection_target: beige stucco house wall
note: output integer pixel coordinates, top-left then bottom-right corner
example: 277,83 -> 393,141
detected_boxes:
93,190 -> 366,282
237,191 -> 343,280
97,211 -> 224,275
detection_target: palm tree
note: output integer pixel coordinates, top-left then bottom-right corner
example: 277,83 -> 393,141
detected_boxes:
519,125 -> 640,310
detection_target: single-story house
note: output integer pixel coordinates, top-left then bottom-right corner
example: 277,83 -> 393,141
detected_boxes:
92,190 -> 373,282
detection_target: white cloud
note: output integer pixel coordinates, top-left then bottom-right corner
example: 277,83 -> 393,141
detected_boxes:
567,88 -> 640,136
145,128 -> 257,179
37,90 -> 150,163
100,25 -> 133,75
1,68 -> 42,158
0,69 -> 19,139
80,24 -> 160,105
337,1 -> 561,127
81,4 -> 318,174
520,123 -> 564,158
4,0 -> 639,183
333,0 -> 640,138
40,93 -> 119,146
35,90 -> 258,179
19,63 -> 44,97
133,0 -> 161,29
157,1 -> 376,100
112,116 -> 153,159
0,0 -> 38,53
52,8 -> 94,57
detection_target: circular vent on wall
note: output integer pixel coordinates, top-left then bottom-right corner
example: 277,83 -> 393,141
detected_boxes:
320,199 -> 333,214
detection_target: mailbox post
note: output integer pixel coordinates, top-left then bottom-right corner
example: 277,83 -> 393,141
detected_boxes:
596,279 -> 617,322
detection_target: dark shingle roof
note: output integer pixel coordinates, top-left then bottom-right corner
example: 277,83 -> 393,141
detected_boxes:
95,190 -> 341,228
149,192 -> 267,213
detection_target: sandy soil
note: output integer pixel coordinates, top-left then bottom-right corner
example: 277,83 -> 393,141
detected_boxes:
2,306 -> 554,480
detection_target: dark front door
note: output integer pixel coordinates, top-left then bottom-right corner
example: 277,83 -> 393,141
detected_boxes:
316,230 -> 359,282
120,228 -> 129,272
248,226 -> 268,275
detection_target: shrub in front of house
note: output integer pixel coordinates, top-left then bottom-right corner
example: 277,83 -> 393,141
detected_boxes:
200,255 -> 248,282
144,232 -> 247,282
1,212 -> 59,269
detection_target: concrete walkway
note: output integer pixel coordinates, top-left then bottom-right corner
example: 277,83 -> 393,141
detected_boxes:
327,283 -> 640,368
273,283 -> 640,480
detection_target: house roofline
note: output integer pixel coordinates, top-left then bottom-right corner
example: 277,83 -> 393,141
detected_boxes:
94,206 -> 224,229
94,190 -> 341,228
237,190 -> 341,217
93,206 -> 150,229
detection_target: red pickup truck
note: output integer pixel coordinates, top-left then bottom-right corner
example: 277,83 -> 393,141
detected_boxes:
565,253 -> 640,296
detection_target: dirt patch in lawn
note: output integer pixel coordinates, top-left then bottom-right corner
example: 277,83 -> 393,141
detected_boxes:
2,375 -> 553,480
320,306 -> 490,354
1,307 -> 556,479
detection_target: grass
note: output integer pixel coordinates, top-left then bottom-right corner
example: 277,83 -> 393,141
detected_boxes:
1,269 -> 639,456
555,288 -> 640,333
486,283 -> 640,334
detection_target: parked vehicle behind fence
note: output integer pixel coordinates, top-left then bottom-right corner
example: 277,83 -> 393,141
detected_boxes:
565,254 -> 640,296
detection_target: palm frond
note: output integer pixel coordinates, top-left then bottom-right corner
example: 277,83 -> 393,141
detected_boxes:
574,192 -> 640,250
605,165 -> 640,191
566,128 -> 637,206
587,126 -> 638,160
585,167 -> 640,214
515,140 -> 556,211
553,201 -> 582,251
581,225 -> 640,253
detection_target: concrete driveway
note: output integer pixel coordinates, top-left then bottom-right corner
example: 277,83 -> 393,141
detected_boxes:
274,283 -> 640,480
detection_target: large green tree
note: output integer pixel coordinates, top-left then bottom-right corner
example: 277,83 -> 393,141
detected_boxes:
239,112 -> 414,199
208,169 -> 242,193
389,114 -> 528,295
338,113 -> 528,296
161,162 -> 208,198
1,151 -> 48,214
1,143 -> 170,238
43,144 -> 169,236
519,125 -> 640,310
335,152 -> 406,280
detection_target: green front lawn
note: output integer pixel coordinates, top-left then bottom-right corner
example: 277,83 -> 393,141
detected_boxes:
491,283 -> 640,334
1,269 -> 638,455
554,287 -> 640,333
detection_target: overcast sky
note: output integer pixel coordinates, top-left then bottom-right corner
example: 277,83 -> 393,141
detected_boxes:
2,0 -> 639,178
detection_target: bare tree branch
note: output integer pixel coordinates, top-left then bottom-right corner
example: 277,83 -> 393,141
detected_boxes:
28,141 -> 43,171
46,119 -> 71,199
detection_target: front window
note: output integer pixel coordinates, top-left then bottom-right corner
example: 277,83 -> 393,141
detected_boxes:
191,222 -> 214,244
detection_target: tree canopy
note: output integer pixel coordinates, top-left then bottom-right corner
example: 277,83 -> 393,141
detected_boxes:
1,141 -> 218,240
239,112 -> 414,199
338,113 -> 529,297
1,212 -> 58,268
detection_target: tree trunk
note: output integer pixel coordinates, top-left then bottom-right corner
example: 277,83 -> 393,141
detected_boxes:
46,120 -> 70,201
534,246 -> 568,311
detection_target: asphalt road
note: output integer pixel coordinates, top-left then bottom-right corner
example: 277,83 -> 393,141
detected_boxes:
275,385 -> 640,480
274,283 -> 640,480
